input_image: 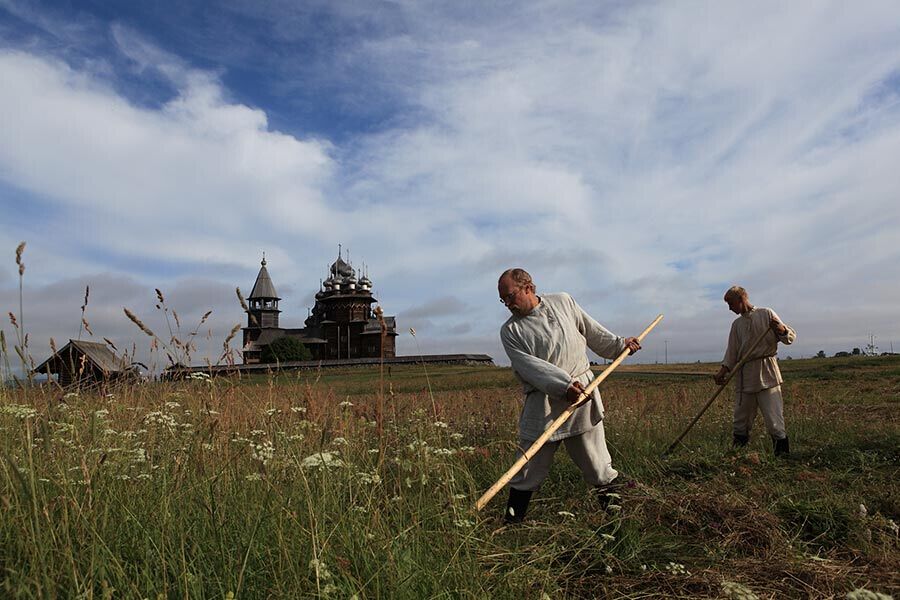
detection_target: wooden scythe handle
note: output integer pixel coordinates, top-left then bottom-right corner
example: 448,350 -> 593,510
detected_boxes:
475,314 -> 664,511
662,325 -> 774,456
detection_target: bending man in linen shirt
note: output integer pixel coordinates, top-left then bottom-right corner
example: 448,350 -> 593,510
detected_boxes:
497,268 -> 641,523
714,285 -> 796,456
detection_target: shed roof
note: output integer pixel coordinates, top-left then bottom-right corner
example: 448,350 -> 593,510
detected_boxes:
33,339 -> 127,374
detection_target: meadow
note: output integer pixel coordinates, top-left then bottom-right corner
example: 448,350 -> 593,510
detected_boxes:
1,355 -> 898,599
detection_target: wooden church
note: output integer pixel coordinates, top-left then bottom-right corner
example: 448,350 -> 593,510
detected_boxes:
241,249 -> 397,364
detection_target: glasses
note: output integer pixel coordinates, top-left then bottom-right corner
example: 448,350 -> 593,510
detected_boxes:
499,287 -> 522,305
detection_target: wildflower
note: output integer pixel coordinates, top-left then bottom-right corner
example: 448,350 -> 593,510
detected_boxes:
557,511 -> 576,518
721,581 -> 759,600
94,409 -> 109,418
433,421 -> 448,428
846,590 -> 892,600
265,408 -> 279,416
332,437 -> 348,446
301,452 -> 344,470
164,401 -> 181,410
367,448 -> 380,454
144,411 -> 177,429
664,562 -> 689,576
339,400 -> 354,408
1,405 -> 37,420
432,448 -> 455,456
250,441 -> 275,465
450,432 -> 464,441
605,565 -> 613,574
290,406 -> 307,414
858,504 -> 868,518
355,470 -> 381,485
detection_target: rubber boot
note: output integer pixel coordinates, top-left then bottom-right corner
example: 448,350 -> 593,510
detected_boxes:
732,433 -> 749,448
592,485 -> 616,511
773,436 -> 790,457
504,488 -> 533,523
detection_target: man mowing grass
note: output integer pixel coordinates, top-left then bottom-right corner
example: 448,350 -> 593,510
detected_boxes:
714,285 -> 796,456
497,268 -> 641,523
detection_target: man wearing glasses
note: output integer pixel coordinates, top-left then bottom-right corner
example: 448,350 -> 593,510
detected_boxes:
497,268 -> 641,523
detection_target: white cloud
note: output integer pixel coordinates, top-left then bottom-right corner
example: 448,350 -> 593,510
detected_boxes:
2,2 -> 900,366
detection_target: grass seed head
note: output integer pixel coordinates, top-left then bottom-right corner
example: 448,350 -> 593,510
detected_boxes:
15,241 -> 25,275
124,308 -> 155,337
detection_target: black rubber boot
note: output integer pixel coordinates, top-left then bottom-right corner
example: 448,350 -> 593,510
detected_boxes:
504,488 -> 533,523
592,485 -> 617,511
732,433 -> 749,448
773,436 -> 790,456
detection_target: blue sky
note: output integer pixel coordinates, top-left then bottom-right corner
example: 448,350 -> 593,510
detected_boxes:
2,0 -> 900,371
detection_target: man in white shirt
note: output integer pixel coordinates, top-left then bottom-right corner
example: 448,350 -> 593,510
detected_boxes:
498,268 -> 641,523
714,285 -> 796,456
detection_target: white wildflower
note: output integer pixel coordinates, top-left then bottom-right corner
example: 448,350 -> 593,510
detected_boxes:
432,448 -> 455,456
164,401 -> 181,410
250,441 -> 275,465
290,406 -> 307,414
265,408 -> 279,416
858,504 -> 868,518
144,411 -> 177,429
367,448 -> 380,454
721,581 -> 759,600
301,452 -> 344,470
339,400 -> 354,408
94,409 -> 110,418
432,421 -> 448,428
355,470 -> 381,485
557,511 -> 576,518
1,404 -> 37,420
846,589 -> 893,600
665,562 -> 689,576
332,437 -> 348,446
450,432 -> 464,441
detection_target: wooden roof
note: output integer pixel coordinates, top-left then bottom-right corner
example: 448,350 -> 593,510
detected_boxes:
33,339 -> 128,375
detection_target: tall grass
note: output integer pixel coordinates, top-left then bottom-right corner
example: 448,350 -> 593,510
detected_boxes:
1,358 -> 898,598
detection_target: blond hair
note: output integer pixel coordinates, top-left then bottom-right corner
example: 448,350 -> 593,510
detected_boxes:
723,285 -> 748,302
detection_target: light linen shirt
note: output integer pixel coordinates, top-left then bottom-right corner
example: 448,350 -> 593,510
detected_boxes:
722,306 -> 796,393
500,293 -> 626,442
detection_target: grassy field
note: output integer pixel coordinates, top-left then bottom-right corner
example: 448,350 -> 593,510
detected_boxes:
1,355 -> 898,599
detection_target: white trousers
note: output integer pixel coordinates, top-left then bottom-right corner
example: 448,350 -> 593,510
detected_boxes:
733,385 -> 786,440
509,422 -> 618,492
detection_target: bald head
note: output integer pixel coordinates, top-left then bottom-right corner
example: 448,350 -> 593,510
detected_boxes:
498,268 -> 539,316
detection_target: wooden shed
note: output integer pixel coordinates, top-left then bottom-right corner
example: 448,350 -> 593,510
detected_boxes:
33,339 -> 133,387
